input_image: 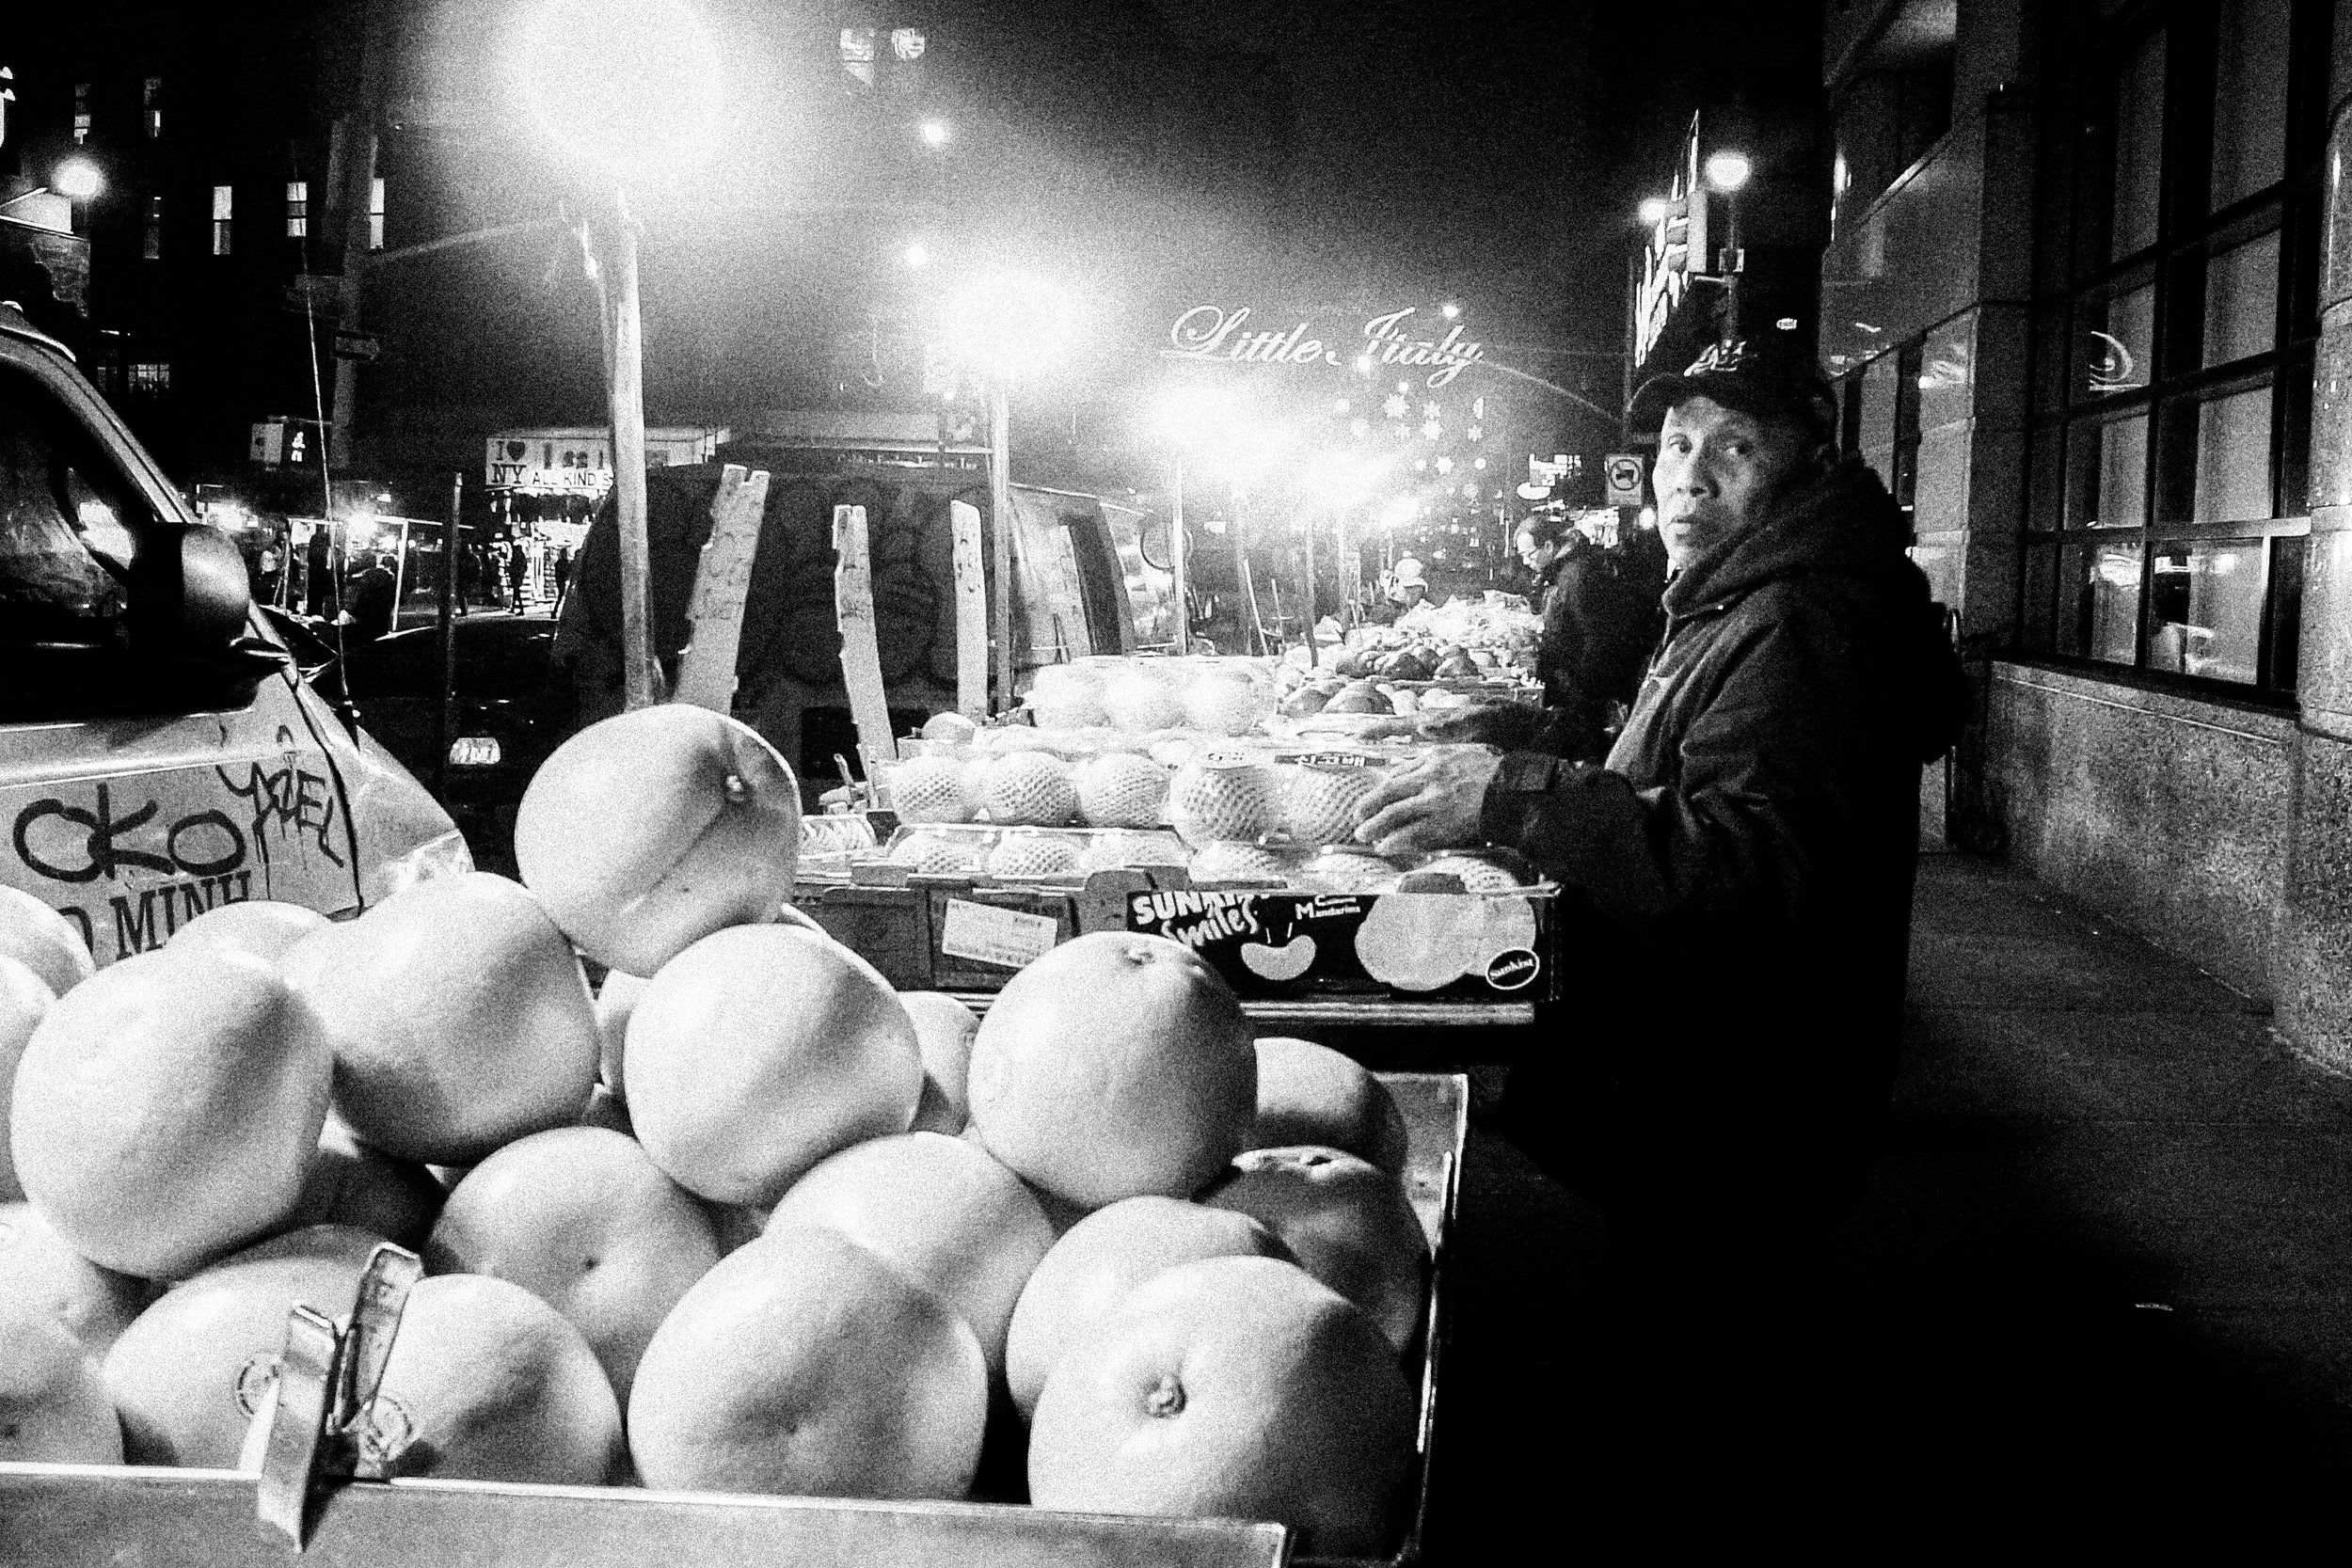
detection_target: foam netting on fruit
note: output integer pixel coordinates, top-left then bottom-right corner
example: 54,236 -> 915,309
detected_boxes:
883,824 -> 1191,881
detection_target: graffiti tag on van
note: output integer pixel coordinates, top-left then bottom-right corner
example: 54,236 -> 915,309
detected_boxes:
12,783 -> 246,884
216,756 -> 344,869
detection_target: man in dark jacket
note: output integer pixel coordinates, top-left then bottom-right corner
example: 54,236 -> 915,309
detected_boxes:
1354,342 -> 1965,1522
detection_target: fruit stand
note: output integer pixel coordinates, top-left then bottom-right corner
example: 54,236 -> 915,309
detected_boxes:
0,1070 -> 1467,1568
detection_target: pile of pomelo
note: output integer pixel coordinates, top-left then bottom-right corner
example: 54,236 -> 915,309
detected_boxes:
0,705 -> 1428,1557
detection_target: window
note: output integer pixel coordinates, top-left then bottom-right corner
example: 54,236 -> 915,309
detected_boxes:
72,83 -> 90,145
127,363 -> 169,395
211,185 -> 233,256
2018,0 -> 2322,696
285,181 -> 308,238
142,76 -> 162,139
368,176 -> 385,251
141,195 -> 162,260
0,363 -> 148,651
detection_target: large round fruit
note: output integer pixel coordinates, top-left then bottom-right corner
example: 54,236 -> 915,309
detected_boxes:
1183,670 -> 1264,736
103,1225 -> 382,1466
1201,1146 -> 1428,1351
899,992 -> 979,1134
1101,670 -> 1184,733
1074,753 -> 1168,829
11,946 -> 331,1278
967,932 -> 1255,1211
0,1305 -> 121,1464
0,887 -> 92,999
425,1126 -> 720,1403
279,873 -> 598,1166
890,754 -> 977,824
765,1132 -> 1052,1375
362,1273 -> 624,1485
1005,1196 -> 1292,1418
628,1224 -> 988,1500
289,1115 -> 445,1248
1168,762 -> 1281,843
0,1202 -> 155,1355
1027,1254 -> 1417,1558
1252,1038 -> 1411,1175
515,705 -> 802,976
625,925 -> 922,1206
1026,666 -> 1107,730
0,955 -> 55,1202
981,752 -> 1078,827
167,899 -> 331,964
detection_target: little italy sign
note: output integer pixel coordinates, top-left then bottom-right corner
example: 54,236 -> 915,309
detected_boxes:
1163,305 -> 1486,388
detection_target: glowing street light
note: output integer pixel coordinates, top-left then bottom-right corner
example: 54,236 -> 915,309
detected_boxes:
1704,150 -> 1752,192
517,0 -> 723,190
1439,302 -> 1460,321
903,241 -> 930,268
517,0 -> 724,710
919,119 -> 951,147
53,157 -> 103,200
1638,196 -> 1669,226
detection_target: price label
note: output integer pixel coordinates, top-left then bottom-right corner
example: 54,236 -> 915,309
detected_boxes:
939,899 -> 1061,970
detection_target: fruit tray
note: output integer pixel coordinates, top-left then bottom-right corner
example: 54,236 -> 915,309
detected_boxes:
0,1074 -> 1470,1568
792,864 -> 1560,1004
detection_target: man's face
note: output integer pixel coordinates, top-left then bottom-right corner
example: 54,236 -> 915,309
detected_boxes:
1652,396 -> 1813,570
1516,531 -> 1554,572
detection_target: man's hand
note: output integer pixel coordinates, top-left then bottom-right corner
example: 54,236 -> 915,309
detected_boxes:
1352,745 -> 1503,856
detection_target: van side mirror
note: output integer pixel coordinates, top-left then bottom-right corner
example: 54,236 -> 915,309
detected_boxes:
127,524 -> 253,655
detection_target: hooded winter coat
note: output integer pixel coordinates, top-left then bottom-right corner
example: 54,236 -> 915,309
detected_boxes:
1485,458 -> 1966,1219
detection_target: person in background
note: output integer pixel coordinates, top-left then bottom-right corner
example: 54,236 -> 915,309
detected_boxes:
1517,510 -> 1668,763
551,544 -> 575,614
338,549 -> 397,641
507,539 -> 531,612
1363,571 -> 1429,626
1349,341 -> 1968,1530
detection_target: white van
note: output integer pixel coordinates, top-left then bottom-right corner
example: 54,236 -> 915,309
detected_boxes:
0,305 -> 466,966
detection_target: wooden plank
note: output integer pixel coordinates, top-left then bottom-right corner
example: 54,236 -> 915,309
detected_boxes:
601,210 -> 662,711
0,1468 -> 1286,1568
833,504 -> 898,770
674,465 -> 770,713
950,499 -> 989,718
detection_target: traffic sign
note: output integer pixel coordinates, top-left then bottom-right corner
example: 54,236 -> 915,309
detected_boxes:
1603,451 -> 1645,506
332,332 -> 382,363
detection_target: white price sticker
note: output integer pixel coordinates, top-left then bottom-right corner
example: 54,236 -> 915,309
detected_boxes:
939,899 -> 1061,970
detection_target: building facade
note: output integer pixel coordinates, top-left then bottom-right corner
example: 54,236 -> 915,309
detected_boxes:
1817,0 -> 2352,1062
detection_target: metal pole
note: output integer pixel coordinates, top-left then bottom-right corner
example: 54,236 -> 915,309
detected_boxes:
1301,513 -> 1318,667
1169,453 -> 1189,654
604,193 -> 659,709
434,473 -> 459,801
989,383 -> 1014,712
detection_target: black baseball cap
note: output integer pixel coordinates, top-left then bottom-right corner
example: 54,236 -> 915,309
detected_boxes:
1627,339 -> 1838,444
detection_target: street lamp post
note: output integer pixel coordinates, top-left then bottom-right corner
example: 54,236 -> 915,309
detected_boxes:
521,0 -> 721,710
1168,453 -> 1190,654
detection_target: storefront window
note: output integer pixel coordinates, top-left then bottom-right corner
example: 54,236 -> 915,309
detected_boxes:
2210,0 -> 2291,211
2192,387 -> 2272,521
2061,541 -> 2141,665
2148,538 -> 2265,682
2068,413 -> 2148,528
2078,281 -> 2154,397
2109,31 -> 2166,261
2019,0 -> 2316,697
2201,231 -> 2280,367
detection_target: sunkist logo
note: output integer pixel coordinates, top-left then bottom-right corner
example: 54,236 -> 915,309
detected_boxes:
1163,306 -> 1486,388
1485,948 -> 1539,990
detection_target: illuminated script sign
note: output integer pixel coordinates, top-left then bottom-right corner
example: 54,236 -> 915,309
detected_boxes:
1163,306 -> 1486,388
1633,112 -> 1707,372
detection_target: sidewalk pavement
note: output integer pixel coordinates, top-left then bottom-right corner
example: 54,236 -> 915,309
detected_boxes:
1422,852 -> 2352,1560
